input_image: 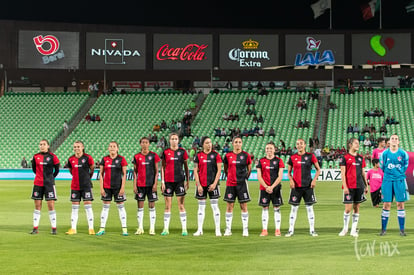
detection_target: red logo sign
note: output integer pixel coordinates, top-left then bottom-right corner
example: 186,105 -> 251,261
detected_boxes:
33,35 -> 60,55
156,44 -> 208,61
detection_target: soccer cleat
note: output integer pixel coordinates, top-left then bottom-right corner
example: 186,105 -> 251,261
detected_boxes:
338,229 -> 348,237
215,230 -> 222,237
29,228 -> 39,235
400,230 -> 407,237
310,231 -> 318,237
160,230 -> 169,236
134,228 -> 144,235
242,229 -> 249,237
379,230 -> 386,236
350,230 -> 359,238
96,229 -> 105,236
223,229 -> 232,236
51,228 -> 57,235
285,231 -> 294,237
88,229 -> 96,235
260,229 -> 268,237
275,229 -> 281,237
122,228 -> 128,236
193,230 -> 203,236
65,228 -> 77,235
182,231 -> 188,236
149,228 -> 155,235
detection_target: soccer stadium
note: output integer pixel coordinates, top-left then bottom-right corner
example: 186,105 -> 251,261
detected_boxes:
1,1 -> 414,274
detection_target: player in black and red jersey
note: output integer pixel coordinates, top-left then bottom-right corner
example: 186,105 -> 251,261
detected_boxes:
65,141 -> 95,235
223,136 -> 252,237
30,139 -> 60,235
193,136 -> 223,237
132,137 -> 160,236
286,138 -> 321,237
256,141 -> 285,237
160,133 -> 190,236
338,138 -> 367,237
96,141 -> 128,236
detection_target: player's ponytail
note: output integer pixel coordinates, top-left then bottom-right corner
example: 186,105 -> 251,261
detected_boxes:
347,137 -> 357,152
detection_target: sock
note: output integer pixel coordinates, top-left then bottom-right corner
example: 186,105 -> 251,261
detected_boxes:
289,205 -> 299,232
210,199 -> 221,231
84,204 -> 94,230
351,213 -> 359,233
71,205 -> 80,230
397,209 -> 406,231
137,208 -> 144,229
241,212 -> 249,231
274,207 -> 281,230
306,205 -> 315,232
117,204 -> 127,228
164,212 -> 171,231
180,211 -> 187,232
381,209 -> 390,231
33,209 -> 41,228
343,212 -> 351,231
100,204 -> 110,228
48,210 -> 57,229
197,201 -> 206,231
262,208 -> 269,230
149,208 -> 156,230
225,212 -> 233,231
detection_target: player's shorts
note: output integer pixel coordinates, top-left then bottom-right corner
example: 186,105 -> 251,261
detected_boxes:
288,187 -> 316,206
135,186 -> 158,202
258,185 -> 283,207
370,189 -> 382,206
31,185 -> 57,201
223,181 -> 251,203
381,179 -> 409,203
195,184 -> 220,200
163,182 -> 186,197
343,188 -> 366,204
101,188 -> 126,202
70,188 -> 94,202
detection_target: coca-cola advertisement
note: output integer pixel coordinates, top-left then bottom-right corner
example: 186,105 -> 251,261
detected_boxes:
153,34 -> 212,70
220,35 -> 279,70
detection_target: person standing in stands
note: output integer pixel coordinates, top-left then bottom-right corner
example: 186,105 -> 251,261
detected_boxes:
160,133 -> 190,236
65,141 -> 95,235
223,136 -> 252,237
30,139 -> 60,234
96,141 -> 129,236
132,137 -> 160,236
286,138 -> 321,237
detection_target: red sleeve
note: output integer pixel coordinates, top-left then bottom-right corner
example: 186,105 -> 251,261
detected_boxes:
88,155 -> 94,166
53,154 -> 60,165
246,153 -> 252,165
279,158 -> 285,168
362,157 -> 366,168
183,150 -> 189,160
154,153 -> 161,163
311,154 -> 317,164
216,153 -> 222,163
121,157 -> 128,166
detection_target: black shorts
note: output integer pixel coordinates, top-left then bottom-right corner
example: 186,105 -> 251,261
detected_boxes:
163,182 -> 186,197
223,182 -> 251,203
71,188 -> 94,202
370,189 -> 382,206
258,185 -> 283,207
101,188 -> 126,202
343,188 -> 366,204
289,187 -> 316,206
31,185 -> 57,201
195,184 -> 220,200
135,186 -> 158,202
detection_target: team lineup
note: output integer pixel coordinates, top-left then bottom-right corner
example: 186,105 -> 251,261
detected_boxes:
29,133 -> 409,237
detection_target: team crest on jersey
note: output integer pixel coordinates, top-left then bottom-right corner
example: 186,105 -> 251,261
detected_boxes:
177,152 -> 181,156
398,156 -> 402,161
115,160 -> 119,163
148,156 -> 152,160
304,157 -> 308,161
82,159 -> 86,163
46,157 -> 51,161
273,161 -> 277,165
240,156 -> 244,160
210,155 -> 215,159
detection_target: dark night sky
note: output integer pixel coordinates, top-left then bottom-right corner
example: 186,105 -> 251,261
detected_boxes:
2,1 -> 414,30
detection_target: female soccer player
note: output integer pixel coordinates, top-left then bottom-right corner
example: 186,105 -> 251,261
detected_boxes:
257,141 -> 285,237
193,136 -> 223,237
160,133 -> 190,236
286,138 -> 320,237
379,134 -> 409,236
132,137 -> 160,235
96,141 -> 128,236
65,141 -> 95,235
30,139 -> 60,234
223,136 -> 252,237
338,138 -> 368,237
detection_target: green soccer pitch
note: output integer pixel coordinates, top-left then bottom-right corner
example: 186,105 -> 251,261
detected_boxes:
0,180 -> 412,274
